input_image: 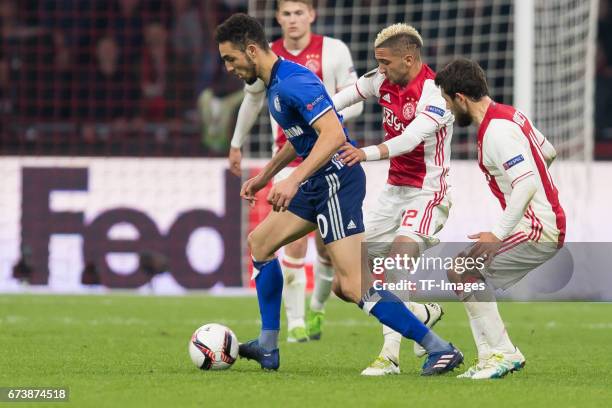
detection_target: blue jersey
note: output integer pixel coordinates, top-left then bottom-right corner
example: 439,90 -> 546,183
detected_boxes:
267,59 -> 350,173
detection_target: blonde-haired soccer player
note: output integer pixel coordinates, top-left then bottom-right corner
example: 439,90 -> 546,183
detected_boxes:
334,23 -> 454,375
435,58 -> 564,379
227,0 -> 363,343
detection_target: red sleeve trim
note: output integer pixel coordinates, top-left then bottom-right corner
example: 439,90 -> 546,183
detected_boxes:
420,111 -> 442,125
510,171 -> 534,187
355,83 -> 367,100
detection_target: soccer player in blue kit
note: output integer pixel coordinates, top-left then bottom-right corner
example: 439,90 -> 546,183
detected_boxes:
215,13 -> 463,375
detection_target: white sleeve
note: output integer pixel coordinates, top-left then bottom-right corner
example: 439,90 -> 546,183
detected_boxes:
381,114 -> 437,158
332,68 -> 383,111
328,38 -> 363,121
491,177 -> 538,240
230,80 -> 266,149
484,122 -> 539,240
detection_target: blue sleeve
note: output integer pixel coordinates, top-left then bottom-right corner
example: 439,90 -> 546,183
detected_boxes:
281,73 -> 334,126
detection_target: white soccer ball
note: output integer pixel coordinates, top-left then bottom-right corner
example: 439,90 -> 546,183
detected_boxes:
189,323 -> 239,370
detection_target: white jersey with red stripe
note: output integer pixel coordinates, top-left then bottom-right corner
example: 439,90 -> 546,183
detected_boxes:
477,102 -> 566,246
352,64 -> 453,193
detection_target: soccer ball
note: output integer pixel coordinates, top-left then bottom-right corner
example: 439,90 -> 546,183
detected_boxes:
189,323 -> 239,370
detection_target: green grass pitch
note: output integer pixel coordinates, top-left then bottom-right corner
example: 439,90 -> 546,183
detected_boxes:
1,295 -> 611,407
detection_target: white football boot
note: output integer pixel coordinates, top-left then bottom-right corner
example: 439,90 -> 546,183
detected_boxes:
471,348 -> 526,380
360,356 -> 400,376
456,358 -> 487,378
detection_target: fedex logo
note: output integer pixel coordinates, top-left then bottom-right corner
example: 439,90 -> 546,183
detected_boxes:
383,107 -> 406,133
19,167 -> 242,288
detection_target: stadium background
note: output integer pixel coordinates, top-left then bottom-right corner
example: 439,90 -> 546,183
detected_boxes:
0,0 -> 611,298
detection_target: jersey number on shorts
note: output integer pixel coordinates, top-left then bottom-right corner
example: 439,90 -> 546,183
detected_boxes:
317,214 -> 328,239
401,210 -> 418,227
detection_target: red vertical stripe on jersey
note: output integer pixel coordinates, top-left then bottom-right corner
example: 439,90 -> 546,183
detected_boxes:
522,126 -> 566,246
418,128 -> 448,235
477,112 -> 507,209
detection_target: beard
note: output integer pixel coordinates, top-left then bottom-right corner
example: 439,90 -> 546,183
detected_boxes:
243,55 -> 258,84
454,109 -> 473,127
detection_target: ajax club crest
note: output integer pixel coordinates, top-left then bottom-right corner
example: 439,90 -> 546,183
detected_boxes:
403,99 -> 416,121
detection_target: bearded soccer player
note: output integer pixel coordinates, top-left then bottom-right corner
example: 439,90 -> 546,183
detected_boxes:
434,58 -> 565,379
334,24 -> 454,376
227,0 -> 363,343
216,13 -> 462,375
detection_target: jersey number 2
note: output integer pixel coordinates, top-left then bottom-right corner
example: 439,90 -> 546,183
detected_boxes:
401,210 -> 418,227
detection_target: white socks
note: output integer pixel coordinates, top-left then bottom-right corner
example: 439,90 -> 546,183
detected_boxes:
281,255 -> 306,330
379,302 -> 429,363
309,256 -> 334,312
464,287 -> 515,357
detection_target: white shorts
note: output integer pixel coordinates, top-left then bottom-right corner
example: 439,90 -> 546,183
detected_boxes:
365,184 -> 451,259
483,221 -> 559,290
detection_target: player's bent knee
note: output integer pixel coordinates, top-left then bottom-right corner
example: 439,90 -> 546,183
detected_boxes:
331,278 -> 357,303
334,277 -> 361,304
247,230 -> 272,261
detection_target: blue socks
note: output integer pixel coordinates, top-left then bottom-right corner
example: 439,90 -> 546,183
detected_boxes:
253,258 -> 283,351
359,287 -> 450,353
420,331 -> 452,354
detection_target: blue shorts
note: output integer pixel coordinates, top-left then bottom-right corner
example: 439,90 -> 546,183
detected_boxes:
288,163 -> 366,244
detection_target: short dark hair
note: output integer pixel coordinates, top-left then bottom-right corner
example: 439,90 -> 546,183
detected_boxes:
435,58 -> 489,100
215,13 -> 270,52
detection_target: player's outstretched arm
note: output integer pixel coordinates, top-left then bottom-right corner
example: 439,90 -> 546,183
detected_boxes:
332,85 -> 364,112
332,69 -> 381,112
330,38 -> 364,121
339,112 -> 439,165
335,87 -> 364,121
228,82 -> 266,176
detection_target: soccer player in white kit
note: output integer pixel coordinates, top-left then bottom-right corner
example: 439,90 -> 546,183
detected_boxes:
227,0 -> 363,343
434,58 -> 565,379
334,24 -> 454,375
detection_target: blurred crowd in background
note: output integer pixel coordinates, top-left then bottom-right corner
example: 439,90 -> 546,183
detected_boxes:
0,0 -> 247,155
1,0 -> 611,158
